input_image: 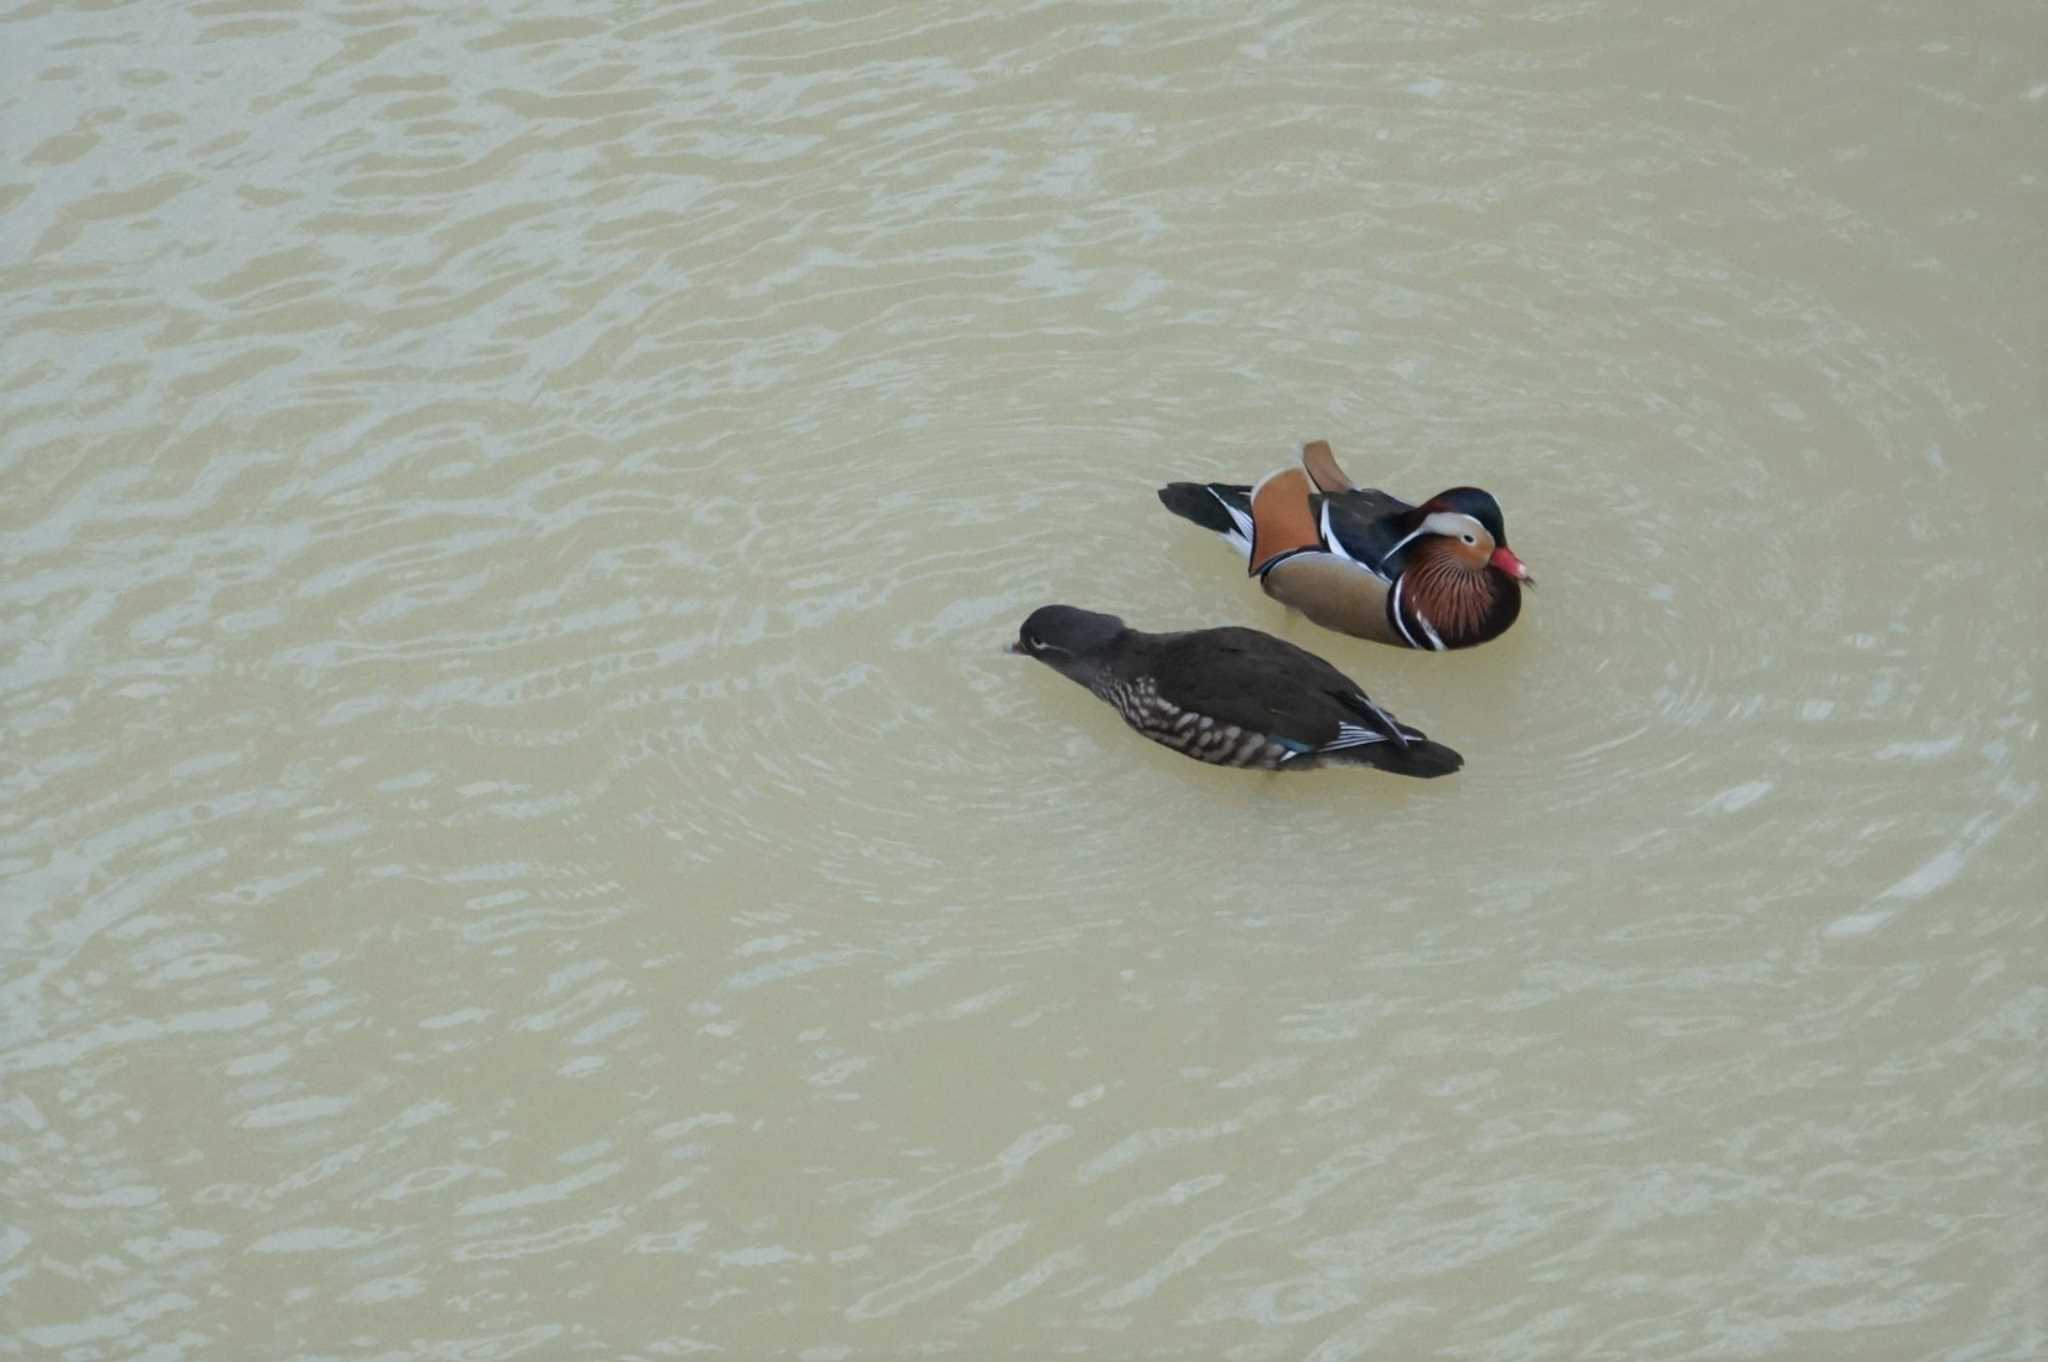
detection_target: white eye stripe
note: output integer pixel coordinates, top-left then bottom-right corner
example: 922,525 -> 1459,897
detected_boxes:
1420,510 -> 1487,544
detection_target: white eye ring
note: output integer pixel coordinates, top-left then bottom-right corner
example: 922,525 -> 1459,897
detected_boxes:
1460,533 -> 1476,545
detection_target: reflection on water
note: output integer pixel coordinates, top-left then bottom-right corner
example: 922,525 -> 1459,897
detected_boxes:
2,0 -> 2041,1357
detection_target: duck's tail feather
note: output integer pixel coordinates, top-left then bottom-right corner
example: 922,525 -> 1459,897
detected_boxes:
1157,481 -> 1254,557
1348,738 -> 1464,778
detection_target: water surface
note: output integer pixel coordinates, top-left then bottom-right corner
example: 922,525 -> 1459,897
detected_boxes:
2,1 -> 2042,1358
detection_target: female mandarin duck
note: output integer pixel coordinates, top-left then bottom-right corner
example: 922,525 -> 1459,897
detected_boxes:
1157,440 -> 1534,650
1010,605 -> 1462,777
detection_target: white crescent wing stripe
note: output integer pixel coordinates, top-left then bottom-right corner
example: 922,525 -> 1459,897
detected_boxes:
1389,575 -> 1421,649
1380,525 -> 1429,563
1323,501 -> 1393,580
1415,609 -> 1447,652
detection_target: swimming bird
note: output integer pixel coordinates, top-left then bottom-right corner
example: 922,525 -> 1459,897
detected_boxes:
1157,440 -> 1533,650
1010,605 -> 1462,777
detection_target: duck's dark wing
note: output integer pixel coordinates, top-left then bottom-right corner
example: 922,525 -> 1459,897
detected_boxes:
1317,489 -> 1420,574
1147,628 -> 1459,775
1158,481 -> 1254,544
1323,686 -> 1462,776
1158,481 -> 1419,575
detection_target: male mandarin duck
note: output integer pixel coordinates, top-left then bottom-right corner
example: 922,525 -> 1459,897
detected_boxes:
1009,605 -> 1462,777
1157,440 -> 1534,650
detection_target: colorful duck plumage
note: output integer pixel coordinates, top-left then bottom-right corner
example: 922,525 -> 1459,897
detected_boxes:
1158,440 -> 1532,650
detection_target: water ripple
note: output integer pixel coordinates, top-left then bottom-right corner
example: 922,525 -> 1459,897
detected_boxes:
3,0 -> 2040,1357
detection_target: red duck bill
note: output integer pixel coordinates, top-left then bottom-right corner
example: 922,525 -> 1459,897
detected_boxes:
1490,545 -> 1534,586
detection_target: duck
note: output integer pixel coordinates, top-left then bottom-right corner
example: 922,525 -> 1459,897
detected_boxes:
1157,440 -> 1533,650
1010,604 -> 1462,777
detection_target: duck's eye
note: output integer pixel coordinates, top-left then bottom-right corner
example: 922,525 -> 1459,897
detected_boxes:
1025,634 -> 1043,650
1460,533 -> 1476,545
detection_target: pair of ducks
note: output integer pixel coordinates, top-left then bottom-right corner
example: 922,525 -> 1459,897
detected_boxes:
1011,440 -> 1534,778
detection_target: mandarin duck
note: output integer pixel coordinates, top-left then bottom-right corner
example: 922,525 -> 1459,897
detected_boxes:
1157,440 -> 1533,650
1010,605 -> 1462,777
